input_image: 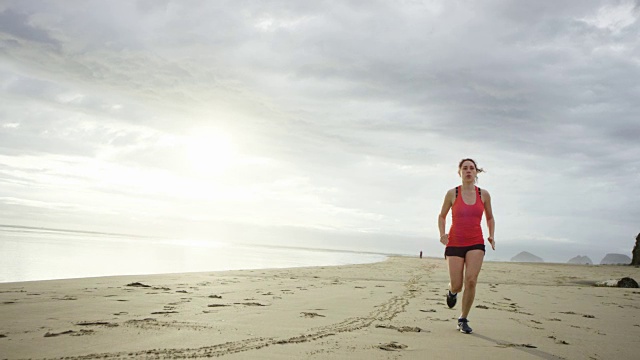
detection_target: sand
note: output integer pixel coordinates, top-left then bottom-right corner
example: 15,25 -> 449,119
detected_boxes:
1,256 -> 639,359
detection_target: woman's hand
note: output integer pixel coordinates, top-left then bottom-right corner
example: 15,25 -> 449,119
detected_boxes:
440,234 -> 449,246
488,236 -> 496,250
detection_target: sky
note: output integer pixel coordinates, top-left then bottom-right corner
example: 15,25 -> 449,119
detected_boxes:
0,0 -> 639,263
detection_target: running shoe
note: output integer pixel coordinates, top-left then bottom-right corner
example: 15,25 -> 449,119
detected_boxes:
457,318 -> 473,334
446,291 -> 457,308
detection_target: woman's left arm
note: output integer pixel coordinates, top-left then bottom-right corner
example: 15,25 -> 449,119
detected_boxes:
483,189 -> 496,250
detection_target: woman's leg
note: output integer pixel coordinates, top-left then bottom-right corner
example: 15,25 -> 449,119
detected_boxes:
460,249 -> 484,318
446,255 -> 465,294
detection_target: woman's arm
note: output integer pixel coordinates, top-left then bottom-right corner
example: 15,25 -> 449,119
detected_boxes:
438,189 -> 454,245
483,189 -> 495,250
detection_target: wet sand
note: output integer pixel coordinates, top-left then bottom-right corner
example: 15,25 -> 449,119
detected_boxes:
1,256 -> 639,359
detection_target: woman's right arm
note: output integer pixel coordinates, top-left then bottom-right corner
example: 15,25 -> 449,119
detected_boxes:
438,189 -> 453,245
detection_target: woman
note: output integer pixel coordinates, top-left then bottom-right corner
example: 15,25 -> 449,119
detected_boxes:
438,158 -> 495,334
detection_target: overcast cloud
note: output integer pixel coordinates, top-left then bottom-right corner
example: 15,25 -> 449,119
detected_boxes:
1,0 -> 639,263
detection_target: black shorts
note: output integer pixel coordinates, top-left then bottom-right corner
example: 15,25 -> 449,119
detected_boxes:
444,244 -> 486,258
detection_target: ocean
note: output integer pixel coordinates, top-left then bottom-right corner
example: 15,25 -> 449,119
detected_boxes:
0,225 -> 387,283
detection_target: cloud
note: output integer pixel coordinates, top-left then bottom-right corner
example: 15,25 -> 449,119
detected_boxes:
0,8 -> 60,48
579,0 -> 639,33
0,0 -> 638,263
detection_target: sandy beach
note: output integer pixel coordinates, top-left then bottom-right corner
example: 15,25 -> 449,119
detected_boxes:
1,256 -> 639,359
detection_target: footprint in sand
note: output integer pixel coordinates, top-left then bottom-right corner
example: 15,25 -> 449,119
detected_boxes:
126,282 -> 151,288
497,343 -> 537,349
72,330 -> 95,336
76,321 -> 119,327
559,311 -> 596,318
376,324 -> 422,333
378,341 -> 408,351
301,312 -> 326,318
234,302 -> 267,307
44,330 -> 75,337
44,329 -> 95,337
548,336 -> 569,345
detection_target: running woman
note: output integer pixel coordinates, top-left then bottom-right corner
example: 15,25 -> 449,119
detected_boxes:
438,158 -> 495,334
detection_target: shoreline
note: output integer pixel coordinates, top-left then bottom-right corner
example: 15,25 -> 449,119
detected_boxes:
0,255 -> 389,286
0,239 -> 390,284
1,256 -> 639,359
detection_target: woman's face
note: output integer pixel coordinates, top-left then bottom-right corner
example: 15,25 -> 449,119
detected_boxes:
459,160 -> 477,181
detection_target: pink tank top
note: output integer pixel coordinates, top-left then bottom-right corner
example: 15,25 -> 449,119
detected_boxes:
448,186 -> 484,247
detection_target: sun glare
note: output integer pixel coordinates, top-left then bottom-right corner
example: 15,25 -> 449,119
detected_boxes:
184,129 -> 235,176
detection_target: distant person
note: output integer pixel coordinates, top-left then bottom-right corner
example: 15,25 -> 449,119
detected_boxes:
420,251 -> 423,259
437,158 -> 495,334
